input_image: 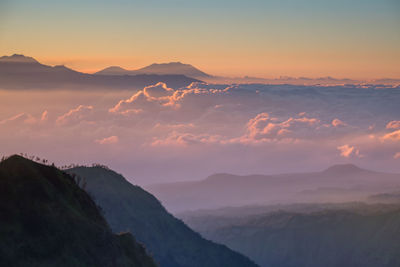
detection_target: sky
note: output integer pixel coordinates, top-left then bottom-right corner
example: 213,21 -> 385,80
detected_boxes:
0,0 -> 399,79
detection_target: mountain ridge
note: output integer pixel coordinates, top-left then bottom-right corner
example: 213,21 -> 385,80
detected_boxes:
95,61 -> 211,79
0,54 -> 200,90
0,155 -> 156,267
147,164 -> 400,212
67,166 -> 258,267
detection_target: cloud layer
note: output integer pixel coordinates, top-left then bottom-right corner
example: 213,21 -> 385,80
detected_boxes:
1,83 -> 399,184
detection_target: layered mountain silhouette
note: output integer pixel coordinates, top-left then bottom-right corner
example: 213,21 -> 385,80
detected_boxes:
67,166 -> 258,267
96,62 -> 211,79
368,191 -> 400,203
147,164 -> 400,212
0,155 -> 156,267
0,54 -> 200,89
180,202 -> 400,267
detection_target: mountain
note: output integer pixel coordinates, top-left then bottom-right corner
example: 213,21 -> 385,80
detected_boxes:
67,166 -> 258,267
147,164 -> 400,212
95,62 -> 211,79
0,155 -> 156,267
0,54 -> 200,90
368,191 -> 400,203
179,202 -> 400,267
96,66 -> 130,75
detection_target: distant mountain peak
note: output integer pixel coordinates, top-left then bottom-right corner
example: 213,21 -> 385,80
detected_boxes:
323,164 -> 364,174
138,61 -> 210,77
96,61 -> 211,78
150,62 -> 187,66
0,54 -> 38,63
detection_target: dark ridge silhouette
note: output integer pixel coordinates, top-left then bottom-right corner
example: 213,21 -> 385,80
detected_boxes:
96,62 -> 212,79
0,54 -> 201,90
67,166 -> 258,267
0,155 -> 156,267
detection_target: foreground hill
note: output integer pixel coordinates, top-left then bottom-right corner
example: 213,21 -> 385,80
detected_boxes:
147,164 -> 400,212
180,203 -> 400,267
0,54 -> 200,90
96,62 -> 211,79
0,155 -> 156,267
67,166 -> 258,267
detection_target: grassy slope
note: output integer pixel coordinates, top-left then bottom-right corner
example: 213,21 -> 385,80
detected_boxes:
0,155 -> 156,267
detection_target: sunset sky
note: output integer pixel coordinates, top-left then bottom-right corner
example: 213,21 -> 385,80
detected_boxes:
1,0 -> 399,79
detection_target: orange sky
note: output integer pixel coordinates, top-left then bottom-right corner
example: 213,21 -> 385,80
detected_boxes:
0,0 -> 399,79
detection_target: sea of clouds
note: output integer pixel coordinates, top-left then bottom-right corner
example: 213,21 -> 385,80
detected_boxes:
1,82 -> 399,184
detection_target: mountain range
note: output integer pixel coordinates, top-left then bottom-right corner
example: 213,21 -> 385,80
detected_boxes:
66,166 -> 257,267
147,164 -> 400,212
95,62 -> 211,79
179,202 -> 400,267
1,54 -> 398,89
0,54 -> 199,90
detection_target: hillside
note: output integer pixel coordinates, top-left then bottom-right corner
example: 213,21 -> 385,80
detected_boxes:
67,166 -> 258,267
0,54 -> 200,90
0,155 -> 156,267
147,164 -> 400,212
180,203 -> 400,267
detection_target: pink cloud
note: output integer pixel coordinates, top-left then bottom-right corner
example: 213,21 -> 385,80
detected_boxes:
0,113 -> 37,125
56,105 -> 93,126
95,135 -> 119,145
337,144 -> 361,158
382,130 -> 400,141
109,83 -> 176,114
143,82 -> 174,99
40,110 -> 48,122
109,82 -> 233,115
244,113 -> 321,141
332,118 -> 346,127
394,152 -> 400,159
150,131 -> 222,147
386,121 -> 400,129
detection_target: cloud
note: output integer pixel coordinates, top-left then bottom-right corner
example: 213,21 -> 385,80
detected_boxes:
109,83 -> 175,114
244,112 -> 320,142
95,135 -> 119,145
40,110 -> 49,122
332,118 -> 346,127
0,113 -> 37,125
109,82 -> 235,117
337,144 -> 361,158
381,130 -> 400,142
56,105 -> 93,126
394,152 -> 400,159
2,82 -> 400,184
150,131 -> 222,147
143,82 -> 174,99
386,121 -> 400,129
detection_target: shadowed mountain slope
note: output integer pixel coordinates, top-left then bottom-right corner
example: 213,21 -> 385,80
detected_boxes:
0,155 -> 156,267
67,166 -> 258,267
0,54 -> 200,90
